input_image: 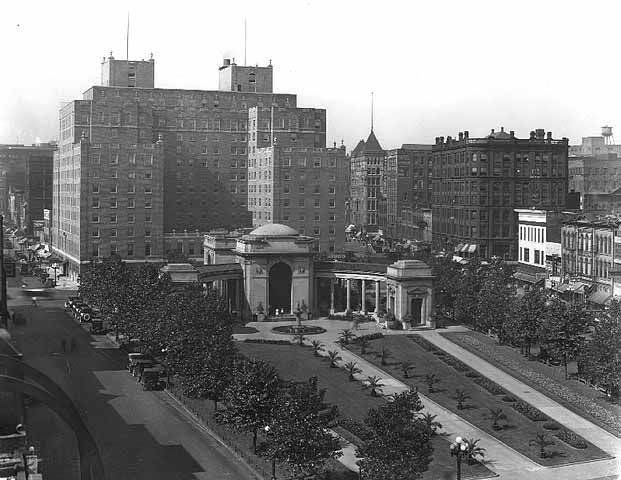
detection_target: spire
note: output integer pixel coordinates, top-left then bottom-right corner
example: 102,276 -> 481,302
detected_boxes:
371,91 -> 374,132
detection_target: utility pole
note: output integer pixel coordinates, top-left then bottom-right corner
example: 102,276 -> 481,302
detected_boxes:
0,215 -> 7,328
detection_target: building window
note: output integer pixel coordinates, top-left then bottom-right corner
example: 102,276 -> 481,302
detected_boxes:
145,243 -> 151,257
145,200 -> 152,208
145,229 -> 151,237
329,226 -> 335,234
313,158 -> 321,168
91,229 -> 100,238
111,170 -> 118,178
110,229 -> 117,237
128,214 -> 135,223
92,244 -> 100,258
110,244 -> 117,256
314,227 -> 320,235
128,199 -> 135,208
329,186 -> 335,194
110,184 -> 117,194
127,244 -> 134,257
92,198 -> 100,208
110,215 -> 117,223
128,228 -> 135,238
314,199 -> 320,208
92,184 -> 99,193
91,214 -> 99,223
110,199 -> 117,208
128,184 -> 135,193
524,248 -> 530,262
145,214 -> 151,223
329,199 -> 335,208
145,171 -> 152,179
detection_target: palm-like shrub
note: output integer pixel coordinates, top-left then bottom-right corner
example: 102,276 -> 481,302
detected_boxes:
425,373 -> 440,393
364,375 -> 384,397
327,350 -> 342,368
344,361 -> 362,381
489,408 -> 507,430
455,388 -> 471,410
401,362 -> 415,378
339,329 -> 356,345
465,438 -> 486,465
418,412 -> 442,435
310,340 -> 324,357
529,432 -> 555,459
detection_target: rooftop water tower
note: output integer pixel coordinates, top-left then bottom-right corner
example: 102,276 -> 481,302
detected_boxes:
601,125 -> 614,145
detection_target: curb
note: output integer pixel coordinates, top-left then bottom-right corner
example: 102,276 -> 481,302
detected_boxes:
161,389 -> 265,480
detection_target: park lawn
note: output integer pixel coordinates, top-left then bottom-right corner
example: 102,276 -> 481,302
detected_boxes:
345,335 -> 611,467
442,331 -> 621,438
238,342 -> 493,480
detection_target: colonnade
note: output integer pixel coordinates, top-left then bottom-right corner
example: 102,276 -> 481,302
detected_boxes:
322,277 -> 385,316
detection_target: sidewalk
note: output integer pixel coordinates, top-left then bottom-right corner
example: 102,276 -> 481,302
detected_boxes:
234,318 -> 620,480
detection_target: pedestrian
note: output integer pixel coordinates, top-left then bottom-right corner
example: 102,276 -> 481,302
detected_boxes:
61,338 -> 66,353
70,338 -> 77,353
31,296 -> 38,308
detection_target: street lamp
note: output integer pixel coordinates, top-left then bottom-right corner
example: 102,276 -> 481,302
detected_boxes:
263,425 -> 276,480
51,262 -> 59,286
113,306 -> 120,342
450,436 -> 470,480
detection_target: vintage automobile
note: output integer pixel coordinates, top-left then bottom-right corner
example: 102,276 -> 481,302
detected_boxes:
133,359 -> 155,380
64,296 -> 80,309
142,366 -> 165,391
127,353 -> 147,373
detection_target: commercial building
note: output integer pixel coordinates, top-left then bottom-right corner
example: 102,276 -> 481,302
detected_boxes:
432,128 -> 569,259
52,54 -> 300,278
568,153 -> 621,214
349,130 -> 386,232
560,217 -> 619,306
384,144 -> 433,239
568,127 -> 621,157
247,106 -> 347,254
0,143 -> 55,233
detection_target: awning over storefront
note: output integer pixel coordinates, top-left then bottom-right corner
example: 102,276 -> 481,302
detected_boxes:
552,283 -> 571,293
513,272 -> 543,284
454,243 -> 465,252
345,224 -> 356,233
460,244 -> 470,253
588,290 -> 612,306
468,244 -> 477,253
571,282 -> 590,294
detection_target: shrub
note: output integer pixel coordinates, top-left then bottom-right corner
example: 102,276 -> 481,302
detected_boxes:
473,377 -> 505,395
555,428 -> 588,449
502,395 -> 517,403
408,335 -> 437,352
543,422 -> 560,431
242,338 -> 291,345
338,417 -> 374,441
387,320 -> 402,330
442,355 -> 471,372
352,332 -> 384,343
511,400 -> 547,422
465,371 -> 480,378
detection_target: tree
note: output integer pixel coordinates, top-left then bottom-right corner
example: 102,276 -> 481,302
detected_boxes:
578,300 -> 621,397
260,377 -> 341,477
464,438 -> 486,465
358,336 -> 370,355
476,259 -> 516,339
311,340 -> 324,357
424,373 -> 440,393
507,287 -> 549,356
417,412 -> 442,436
357,390 -> 433,479
327,350 -> 342,368
454,259 -> 485,326
364,376 -> 384,397
401,362 -> 416,379
344,361 -> 362,381
542,298 -> 590,379
428,255 -> 463,323
529,432 -> 555,459
489,408 -> 507,430
455,389 -> 470,410
217,359 -> 281,454
379,345 -> 391,366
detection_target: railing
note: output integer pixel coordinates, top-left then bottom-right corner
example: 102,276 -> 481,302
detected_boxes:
315,261 -> 388,274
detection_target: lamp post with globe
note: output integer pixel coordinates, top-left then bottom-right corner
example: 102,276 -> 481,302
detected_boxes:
263,425 -> 277,480
450,436 -> 470,480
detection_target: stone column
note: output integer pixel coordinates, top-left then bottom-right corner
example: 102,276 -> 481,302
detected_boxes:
330,279 -> 335,315
346,278 -> 351,312
361,279 -> 366,314
374,281 -> 380,316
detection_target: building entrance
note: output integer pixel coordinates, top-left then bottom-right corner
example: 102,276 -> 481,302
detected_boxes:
269,262 -> 292,315
411,298 -> 422,324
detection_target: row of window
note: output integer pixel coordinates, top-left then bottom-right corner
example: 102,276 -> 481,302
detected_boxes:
250,198 -> 337,208
519,247 -> 544,265
519,225 -> 545,243
282,185 -> 336,194
91,213 -> 153,223
92,184 -> 151,194
91,228 -> 152,238
92,243 -> 151,258
90,170 -> 152,179
91,198 -> 152,208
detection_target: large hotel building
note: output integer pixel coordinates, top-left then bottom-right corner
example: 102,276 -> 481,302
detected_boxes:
431,128 -> 569,259
52,54 -> 346,278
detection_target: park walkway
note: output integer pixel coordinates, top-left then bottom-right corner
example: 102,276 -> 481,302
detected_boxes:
234,318 -> 620,480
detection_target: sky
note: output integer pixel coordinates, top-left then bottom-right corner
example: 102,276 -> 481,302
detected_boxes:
1,0 -> 620,151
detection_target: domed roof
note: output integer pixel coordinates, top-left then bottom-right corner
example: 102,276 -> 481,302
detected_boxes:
249,223 -> 299,237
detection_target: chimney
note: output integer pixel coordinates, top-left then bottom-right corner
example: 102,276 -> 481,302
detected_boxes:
491,128 -> 495,134
500,126 -> 505,133
464,131 -> 469,139
223,58 -> 231,67
458,132 -> 464,141
530,131 -> 536,140
510,130 -> 515,138
536,129 -> 545,139
547,131 -> 552,140
439,136 -> 445,144
447,136 -> 452,143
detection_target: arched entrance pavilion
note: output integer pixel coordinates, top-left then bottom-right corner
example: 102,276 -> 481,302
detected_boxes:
269,262 -> 292,314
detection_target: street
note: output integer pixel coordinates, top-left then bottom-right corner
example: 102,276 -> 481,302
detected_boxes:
7,279 -> 257,480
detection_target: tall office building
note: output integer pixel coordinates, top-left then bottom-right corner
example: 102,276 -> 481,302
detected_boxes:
0,143 -> 55,233
247,106 -> 347,254
349,130 -> 386,232
432,128 -> 569,259
52,54 -> 297,278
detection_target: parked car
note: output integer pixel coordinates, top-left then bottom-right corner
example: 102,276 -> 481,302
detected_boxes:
65,296 -> 80,309
71,303 -> 89,318
142,366 -> 165,390
78,307 -> 97,323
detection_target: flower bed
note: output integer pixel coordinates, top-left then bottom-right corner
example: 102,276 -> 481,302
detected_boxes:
511,400 -> 547,422
473,377 -> 505,395
543,422 -> 560,431
352,332 -> 384,343
440,354 -> 471,372
442,332 -> 621,437
242,338 -> 292,345
502,395 -> 517,403
408,335 -> 437,352
555,429 -> 588,449
337,417 -> 374,442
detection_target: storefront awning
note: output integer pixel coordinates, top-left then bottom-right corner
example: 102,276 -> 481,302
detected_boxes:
570,282 -> 590,294
468,244 -> 477,253
588,290 -> 612,306
454,243 -> 465,252
460,244 -> 470,253
552,283 -> 571,293
513,272 -> 543,284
